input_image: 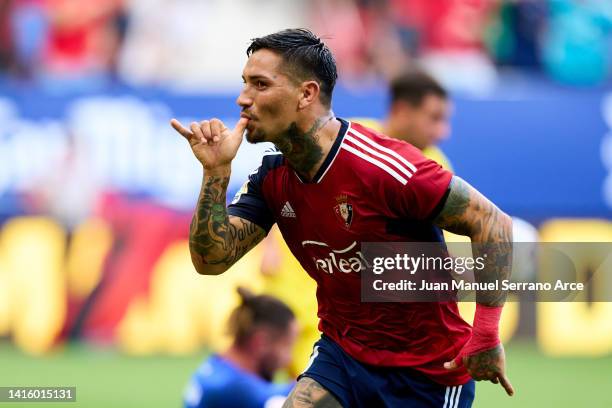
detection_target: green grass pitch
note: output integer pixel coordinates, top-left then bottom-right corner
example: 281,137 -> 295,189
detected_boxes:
0,341 -> 610,407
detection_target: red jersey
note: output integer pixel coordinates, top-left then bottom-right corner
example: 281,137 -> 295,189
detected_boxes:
228,119 -> 472,385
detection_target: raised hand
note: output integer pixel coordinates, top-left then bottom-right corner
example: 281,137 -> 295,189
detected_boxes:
170,117 -> 249,170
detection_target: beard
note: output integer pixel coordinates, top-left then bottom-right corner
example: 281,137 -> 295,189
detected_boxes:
256,357 -> 277,382
245,120 -> 325,178
245,127 -> 267,144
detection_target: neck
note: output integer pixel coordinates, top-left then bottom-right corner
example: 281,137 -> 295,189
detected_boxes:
385,118 -> 423,149
222,345 -> 258,376
274,112 -> 339,181
384,119 -> 402,141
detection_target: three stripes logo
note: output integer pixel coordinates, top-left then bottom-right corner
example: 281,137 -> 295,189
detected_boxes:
280,201 -> 296,218
443,385 -> 463,408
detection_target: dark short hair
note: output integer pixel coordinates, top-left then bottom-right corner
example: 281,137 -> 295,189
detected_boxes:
247,28 -> 337,107
390,69 -> 447,107
228,287 -> 295,346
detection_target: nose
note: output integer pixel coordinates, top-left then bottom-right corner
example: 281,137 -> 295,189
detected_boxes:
236,88 -> 253,109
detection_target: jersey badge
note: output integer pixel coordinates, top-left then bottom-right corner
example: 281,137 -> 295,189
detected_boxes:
334,194 -> 353,229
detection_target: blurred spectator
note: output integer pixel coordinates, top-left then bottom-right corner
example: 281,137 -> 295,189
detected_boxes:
2,0 -> 612,90
541,0 -> 612,85
39,0 -> 125,90
486,0 -> 548,70
391,0 -> 495,53
310,0 -> 370,83
360,0 -> 411,81
311,0 -> 499,93
0,0 -> 15,74
30,130 -> 102,230
118,0 -> 306,91
9,0 -> 47,79
311,0 -> 410,85
391,0 -> 499,94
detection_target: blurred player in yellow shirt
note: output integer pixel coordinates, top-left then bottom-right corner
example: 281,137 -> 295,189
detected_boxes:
258,227 -> 318,377
354,69 -> 453,171
352,69 -> 474,243
355,70 -> 481,328
365,70 -> 469,247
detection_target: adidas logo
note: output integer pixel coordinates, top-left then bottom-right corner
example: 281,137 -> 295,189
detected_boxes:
280,201 -> 296,218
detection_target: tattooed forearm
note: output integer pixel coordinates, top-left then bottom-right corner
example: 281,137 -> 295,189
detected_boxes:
189,174 -> 265,274
282,377 -> 342,408
434,176 -> 513,306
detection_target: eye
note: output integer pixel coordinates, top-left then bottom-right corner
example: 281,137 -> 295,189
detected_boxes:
256,80 -> 267,90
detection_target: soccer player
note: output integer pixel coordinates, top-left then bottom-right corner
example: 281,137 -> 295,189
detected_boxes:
183,287 -> 299,408
385,69 -> 451,163
353,69 -> 453,170
171,28 -> 514,407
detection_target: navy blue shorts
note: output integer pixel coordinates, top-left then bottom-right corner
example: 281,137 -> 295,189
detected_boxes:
299,335 -> 475,408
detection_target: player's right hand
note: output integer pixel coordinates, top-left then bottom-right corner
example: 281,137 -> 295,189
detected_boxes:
444,343 -> 514,396
170,117 -> 249,170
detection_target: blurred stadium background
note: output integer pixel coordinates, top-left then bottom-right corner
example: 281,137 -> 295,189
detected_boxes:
0,0 -> 611,407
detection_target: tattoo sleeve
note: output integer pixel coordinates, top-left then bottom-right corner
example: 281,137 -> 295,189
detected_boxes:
434,176 -> 513,305
189,172 -> 266,274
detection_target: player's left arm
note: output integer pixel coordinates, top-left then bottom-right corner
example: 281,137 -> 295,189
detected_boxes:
433,175 -> 515,396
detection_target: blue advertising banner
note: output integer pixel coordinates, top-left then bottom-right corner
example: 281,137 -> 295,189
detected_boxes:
0,83 -> 610,221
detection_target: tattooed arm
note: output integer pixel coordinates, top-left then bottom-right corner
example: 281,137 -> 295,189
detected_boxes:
434,176 -> 515,396
189,168 -> 266,275
434,176 -> 513,305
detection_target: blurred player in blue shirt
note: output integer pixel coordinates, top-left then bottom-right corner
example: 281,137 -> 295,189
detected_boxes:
183,288 -> 298,408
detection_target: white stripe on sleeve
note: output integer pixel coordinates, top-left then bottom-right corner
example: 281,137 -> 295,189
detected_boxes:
341,144 -> 408,185
344,135 -> 414,179
349,128 -> 418,173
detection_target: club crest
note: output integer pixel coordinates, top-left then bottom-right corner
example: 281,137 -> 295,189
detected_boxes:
334,194 -> 353,229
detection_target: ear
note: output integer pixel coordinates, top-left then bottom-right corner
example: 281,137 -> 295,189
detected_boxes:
391,100 -> 412,115
298,80 -> 321,110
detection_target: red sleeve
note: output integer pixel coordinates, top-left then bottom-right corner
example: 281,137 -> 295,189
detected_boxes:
384,144 -> 453,220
